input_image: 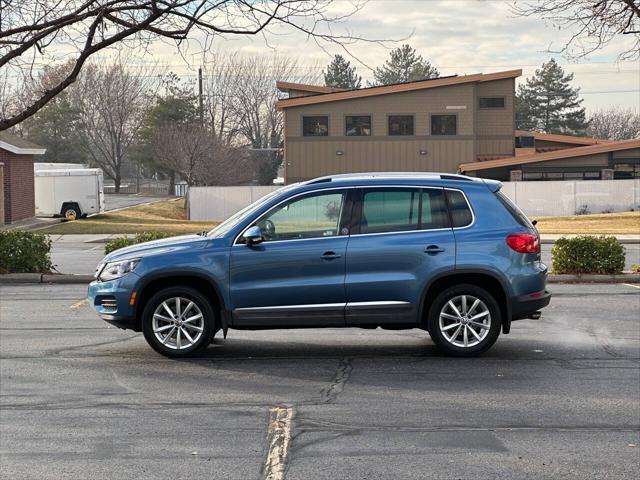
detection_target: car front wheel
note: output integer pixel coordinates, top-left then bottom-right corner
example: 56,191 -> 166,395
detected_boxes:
427,284 -> 501,357
142,287 -> 215,357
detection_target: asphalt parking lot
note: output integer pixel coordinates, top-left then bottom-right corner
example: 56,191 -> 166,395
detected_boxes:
0,283 -> 638,479
103,194 -> 170,212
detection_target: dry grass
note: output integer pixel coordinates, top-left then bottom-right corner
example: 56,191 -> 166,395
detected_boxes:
534,211 -> 640,235
40,198 -> 218,235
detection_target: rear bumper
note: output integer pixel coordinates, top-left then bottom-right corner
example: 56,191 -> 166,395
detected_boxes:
510,290 -> 552,321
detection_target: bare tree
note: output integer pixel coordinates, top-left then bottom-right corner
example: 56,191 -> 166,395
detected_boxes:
587,107 -> 640,140
0,0 -> 369,130
70,60 -> 157,192
203,52 -> 321,148
151,123 -> 252,186
512,1 -> 640,60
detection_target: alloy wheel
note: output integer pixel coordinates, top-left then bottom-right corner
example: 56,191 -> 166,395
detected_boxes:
438,294 -> 491,348
152,297 -> 205,350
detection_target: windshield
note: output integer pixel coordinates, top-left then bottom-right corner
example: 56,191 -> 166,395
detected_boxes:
206,185 -> 294,238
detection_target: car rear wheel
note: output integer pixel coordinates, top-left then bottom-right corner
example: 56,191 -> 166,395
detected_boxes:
427,284 -> 501,357
142,287 -> 215,358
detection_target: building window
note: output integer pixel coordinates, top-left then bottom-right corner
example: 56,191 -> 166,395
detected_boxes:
431,114 -> 457,135
346,115 -> 371,136
516,135 -> 535,148
388,115 -> 414,136
614,163 -> 640,179
302,116 -> 329,136
479,97 -> 505,108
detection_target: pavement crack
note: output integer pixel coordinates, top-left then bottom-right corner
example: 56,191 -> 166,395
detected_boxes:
318,357 -> 353,404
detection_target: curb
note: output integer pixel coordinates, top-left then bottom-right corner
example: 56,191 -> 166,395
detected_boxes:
547,274 -> 640,283
0,273 -> 94,285
2,273 -> 639,285
540,239 -> 640,245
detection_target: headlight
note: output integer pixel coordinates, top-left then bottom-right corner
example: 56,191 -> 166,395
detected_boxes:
98,259 -> 140,282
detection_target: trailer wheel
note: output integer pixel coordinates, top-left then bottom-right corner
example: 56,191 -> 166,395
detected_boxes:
61,203 -> 81,221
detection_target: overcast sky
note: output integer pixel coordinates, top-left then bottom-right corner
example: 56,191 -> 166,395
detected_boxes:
123,0 -> 640,113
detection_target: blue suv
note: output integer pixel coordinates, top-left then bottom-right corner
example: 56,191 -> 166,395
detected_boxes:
88,173 -> 550,357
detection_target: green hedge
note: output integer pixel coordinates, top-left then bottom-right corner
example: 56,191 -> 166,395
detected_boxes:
551,235 -> 625,274
105,231 -> 175,255
0,231 -> 53,273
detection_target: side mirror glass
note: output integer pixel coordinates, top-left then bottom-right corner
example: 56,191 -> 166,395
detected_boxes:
243,225 -> 263,245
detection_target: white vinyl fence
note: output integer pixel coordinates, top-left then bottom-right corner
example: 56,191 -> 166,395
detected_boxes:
188,179 -> 640,221
189,185 -> 279,221
500,179 -> 639,216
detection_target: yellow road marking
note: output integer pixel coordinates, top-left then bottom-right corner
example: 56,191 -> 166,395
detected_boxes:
263,407 -> 293,480
70,298 -> 89,309
622,283 -> 640,289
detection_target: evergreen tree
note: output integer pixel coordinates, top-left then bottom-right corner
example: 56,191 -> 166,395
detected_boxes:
371,44 -> 439,86
324,54 -> 361,89
133,73 -> 198,192
515,59 -> 588,135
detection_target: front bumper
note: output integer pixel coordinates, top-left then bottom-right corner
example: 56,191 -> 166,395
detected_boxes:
88,273 -> 140,330
510,290 -> 552,321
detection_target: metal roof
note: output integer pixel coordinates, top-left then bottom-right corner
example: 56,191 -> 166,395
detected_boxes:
276,69 -> 522,110
515,130 -> 611,146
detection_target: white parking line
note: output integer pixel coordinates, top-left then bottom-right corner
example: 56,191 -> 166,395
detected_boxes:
263,406 -> 293,480
622,283 -> 640,289
70,299 -> 89,309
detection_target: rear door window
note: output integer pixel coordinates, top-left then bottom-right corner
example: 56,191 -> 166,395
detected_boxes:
358,188 -> 450,234
421,189 -> 449,229
361,189 -> 420,234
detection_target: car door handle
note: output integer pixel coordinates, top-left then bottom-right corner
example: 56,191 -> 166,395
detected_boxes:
321,251 -> 342,260
424,245 -> 445,254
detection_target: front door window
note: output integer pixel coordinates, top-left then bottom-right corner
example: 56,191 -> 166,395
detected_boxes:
255,192 -> 345,242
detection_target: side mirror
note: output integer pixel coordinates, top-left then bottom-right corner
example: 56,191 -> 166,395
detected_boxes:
243,225 -> 263,245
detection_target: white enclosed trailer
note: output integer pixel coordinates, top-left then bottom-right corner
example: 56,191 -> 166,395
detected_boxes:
34,168 -> 105,219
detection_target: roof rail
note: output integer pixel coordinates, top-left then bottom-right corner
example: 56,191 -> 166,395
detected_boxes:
439,174 -> 473,181
307,177 -> 332,184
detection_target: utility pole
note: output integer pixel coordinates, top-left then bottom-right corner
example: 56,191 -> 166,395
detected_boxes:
198,67 -> 204,127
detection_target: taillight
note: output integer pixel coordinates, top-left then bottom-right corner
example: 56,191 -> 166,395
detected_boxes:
506,233 -> 540,253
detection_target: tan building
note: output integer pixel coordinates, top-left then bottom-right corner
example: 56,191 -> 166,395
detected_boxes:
460,138 -> 640,181
276,70 -> 521,183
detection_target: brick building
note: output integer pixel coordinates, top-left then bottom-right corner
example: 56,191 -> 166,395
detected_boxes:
0,132 -> 46,225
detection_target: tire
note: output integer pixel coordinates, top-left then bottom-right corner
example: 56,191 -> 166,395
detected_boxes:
427,284 -> 501,357
62,205 -> 81,221
142,286 -> 216,358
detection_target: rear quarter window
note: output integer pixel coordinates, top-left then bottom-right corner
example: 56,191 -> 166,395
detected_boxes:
445,190 -> 473,227
495,191 -> 534,229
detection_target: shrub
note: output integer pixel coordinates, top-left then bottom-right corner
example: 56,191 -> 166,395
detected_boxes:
575,204 -> 590,215
631,264 -> 640,274
551,235 -> 625,274
104,231 -> 174,255
0,231 -> 53,273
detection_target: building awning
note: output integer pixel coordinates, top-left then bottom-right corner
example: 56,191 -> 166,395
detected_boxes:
0,131 -> 46,155
459,138 -> 640,173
